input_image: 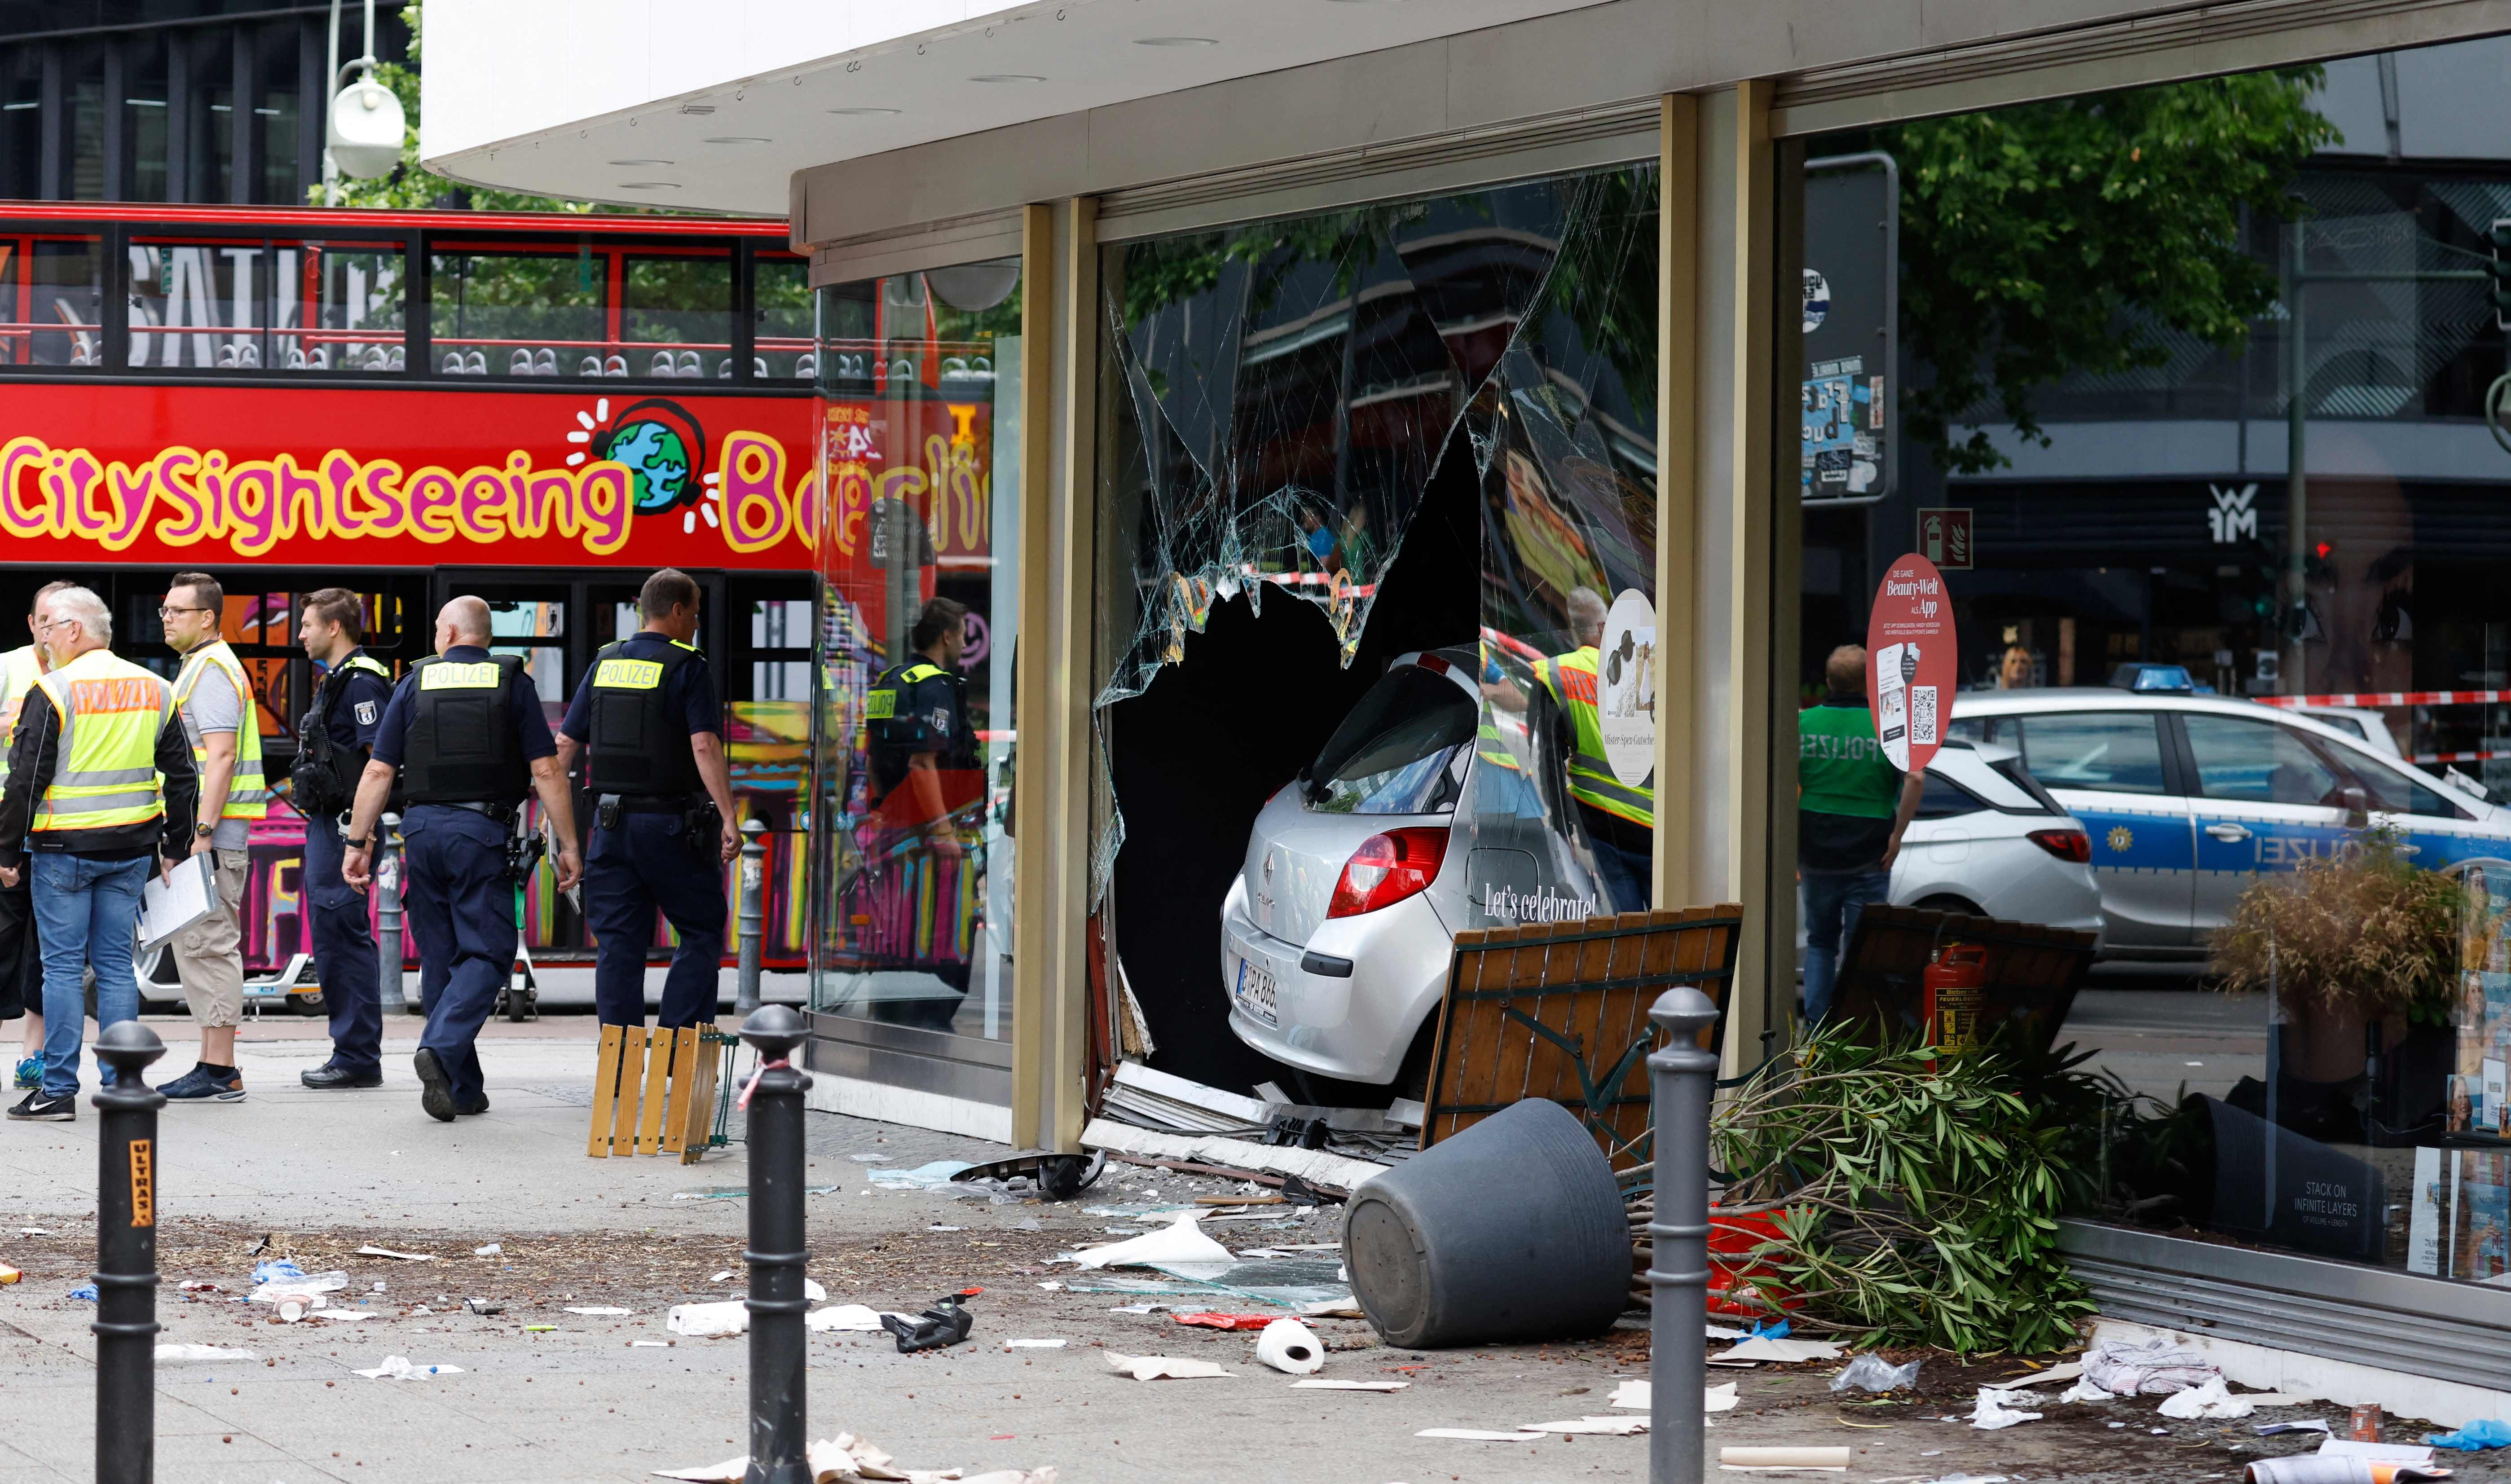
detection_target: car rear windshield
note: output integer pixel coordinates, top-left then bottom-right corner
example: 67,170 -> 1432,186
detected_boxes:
1307,666 -> 1476,816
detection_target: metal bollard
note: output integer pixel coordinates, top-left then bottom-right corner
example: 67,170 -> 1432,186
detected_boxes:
738,1004 -> 812,1484
735,819 -> 767,1018
93,1021 -> 168,1484
1646,986 -> 1720,1484
375,812 -> 409,1016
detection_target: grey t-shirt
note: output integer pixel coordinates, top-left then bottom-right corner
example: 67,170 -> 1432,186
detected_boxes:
177,659 -> 252,849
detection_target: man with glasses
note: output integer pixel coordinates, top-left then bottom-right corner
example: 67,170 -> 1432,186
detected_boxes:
156,573 -> 266,1102
0,587 -> 197,1121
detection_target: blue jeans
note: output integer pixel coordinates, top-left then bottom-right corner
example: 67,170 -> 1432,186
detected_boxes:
585,812 -> 726,1029
1801,868 -> 1891,1027
30,852 -> 150,1099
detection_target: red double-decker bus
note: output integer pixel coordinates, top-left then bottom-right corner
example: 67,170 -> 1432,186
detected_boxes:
0,201 -> 819,1013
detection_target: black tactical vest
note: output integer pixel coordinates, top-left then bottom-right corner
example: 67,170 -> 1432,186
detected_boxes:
400,653 -> 531,806
585,639 -> 704,798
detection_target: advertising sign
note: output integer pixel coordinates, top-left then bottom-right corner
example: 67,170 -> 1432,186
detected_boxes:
0,382 -> 818,569
1597,588 -> 1657,788
1802,153 -> 1898,505
1866,551 -> 1956,774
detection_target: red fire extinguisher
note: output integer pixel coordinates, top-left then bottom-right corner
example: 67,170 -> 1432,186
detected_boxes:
1921,942 -> 1987,1065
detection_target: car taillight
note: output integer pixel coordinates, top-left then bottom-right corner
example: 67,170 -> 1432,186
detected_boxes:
1327,827 -> 1449,918
2028,828 -> 2092,863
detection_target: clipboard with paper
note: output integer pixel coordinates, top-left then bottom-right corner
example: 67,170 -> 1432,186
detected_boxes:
137,852 -> 215,955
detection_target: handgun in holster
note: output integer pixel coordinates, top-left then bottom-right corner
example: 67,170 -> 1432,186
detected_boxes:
683,800 -> 722,860
505,828 -> 547,885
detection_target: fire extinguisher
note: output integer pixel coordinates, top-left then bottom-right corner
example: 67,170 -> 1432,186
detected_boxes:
1921,942 -> 1987,1064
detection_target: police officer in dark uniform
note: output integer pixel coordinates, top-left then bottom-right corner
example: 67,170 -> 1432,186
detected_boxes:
341,596 -> 582,1123
863,596 -> 979,1030
292,587 -> 397,1089
553,568 -> 739,1031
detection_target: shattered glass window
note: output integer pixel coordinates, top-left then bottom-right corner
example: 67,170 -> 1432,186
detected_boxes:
807,260 -> 1022,1043
1096,163 -> 1661,951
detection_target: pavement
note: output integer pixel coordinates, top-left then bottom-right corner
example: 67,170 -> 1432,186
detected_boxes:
0,999 -> 2489,1482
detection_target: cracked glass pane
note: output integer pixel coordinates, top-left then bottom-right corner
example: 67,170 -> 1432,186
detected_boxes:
1096,162 -> 1661,966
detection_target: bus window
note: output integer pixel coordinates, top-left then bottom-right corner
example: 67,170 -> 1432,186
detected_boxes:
622,254 -> 732,382
131,238 -> 407,374
431,249 -> 604,379
0,237 -> 104,369
753,253 -> 813,381
750,598 -> 811,700
484,598 -> 568,713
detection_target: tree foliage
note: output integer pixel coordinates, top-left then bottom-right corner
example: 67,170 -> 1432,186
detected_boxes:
1876,72 -> 2339,475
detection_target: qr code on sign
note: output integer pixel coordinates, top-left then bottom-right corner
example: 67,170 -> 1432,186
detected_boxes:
1910,685 -> 1938,746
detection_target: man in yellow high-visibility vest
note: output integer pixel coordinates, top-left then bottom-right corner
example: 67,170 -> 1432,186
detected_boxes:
158,572 -> 266,1103
0,581 -> 74,1095
1487,587 -> 1655,912
0,586 -> 197,1121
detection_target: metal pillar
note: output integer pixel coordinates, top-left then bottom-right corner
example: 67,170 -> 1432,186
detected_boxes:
93,1022 -> 168,1484
1647,986 -> 1720,1484
735,819 -> 766,1017
739,1005 -> 811,1484
375,812 -> 409,1015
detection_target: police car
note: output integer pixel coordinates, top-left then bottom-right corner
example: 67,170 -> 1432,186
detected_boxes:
1947,678 -> 2511,961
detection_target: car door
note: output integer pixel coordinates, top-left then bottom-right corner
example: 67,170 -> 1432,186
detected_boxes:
2178,711 -> 2354,937
2324,736 -> 2497,872
2004,710 -> 2194,950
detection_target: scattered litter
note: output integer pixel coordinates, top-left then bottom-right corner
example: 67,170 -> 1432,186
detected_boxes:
353,1246 -> 436,1262
156,1344 -> 255,1361
1254,1317 -> 1324,1374
351,1355 -> 464,1380
2160,1377 -> 2259,1421
847,1153 -> 892,1163
669,1185 -> 840,1201
1069,1213 -> 1232,1271
1832,1354 -> 1923,1393
2427,1419 -> 2511,1450
709,1270 -> 734,1283
1708,1383 -> 1739,1413
666,1301 -> 749,1339
464,1299 -> 503,1317
2317,1441 -> 2437,1466
1525,1416 -> 1648,1436
1297,1296 -> 1365,1319
1175,1313 -> 1278,1331
804,1279 -> 827,1301
17,1227 -> 45,1236
2059,1375 -> 2118,1404
564,1307 -> 631,1317
2083,1334 -> 2220,1397
632,1340 -> 670,1347
250,1269 -> 348,1305
2258,1422 -> 2333,1437
472,1244 -> 501,1257
867,1160 -> 976,1189
2246,1456 -> 2449,1483
1968,1387 -> 2043,1430
372,1282 -> 386,1293
805,1305 -> 884,1333
1105,1350 -> 1232,1380
523,1325 -> 556,1333
66,1284 -> 96,1302
651,1432 -> 1055,1484
0,1264 -> 17,1285
1604,1379 -> 1736,1414
1720,1445 -> 1850,1471
1717,1336 -> 1846,1364
1108,1303 -> 1167,1315
929,1225 -> 965,1233
881,1295 -> 975,1353
2025,1361 -> 2084,1387
1708,1322 -> 1748,1339
177,1280 -> 217,1292
308,1310 -> 373,1322
1294,1379 -> 1407,1392
1002,1338 -> 1066,1350
1416,1429 -> 1540,1442
1036,1282 -> 1063,1291
252,1259 -> 307,1284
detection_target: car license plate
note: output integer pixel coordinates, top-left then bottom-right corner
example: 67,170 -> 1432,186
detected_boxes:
1233,956 -> 1279,1029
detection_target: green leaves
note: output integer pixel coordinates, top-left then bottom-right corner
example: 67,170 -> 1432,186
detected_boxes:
1709,1025 -> 2097,1354
1877,71 -> 2337,475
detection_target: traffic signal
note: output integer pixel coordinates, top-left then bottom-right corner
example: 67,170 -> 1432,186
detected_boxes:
2491,219 -> 2511,329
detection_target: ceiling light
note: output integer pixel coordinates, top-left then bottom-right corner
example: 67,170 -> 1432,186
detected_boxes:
969,74 -> 1045,83
619,181 -> 681,190
828,106 -> 902,116
609,159 -> 672,166
1135,36 -> 1218,45
702,136 -> 772,144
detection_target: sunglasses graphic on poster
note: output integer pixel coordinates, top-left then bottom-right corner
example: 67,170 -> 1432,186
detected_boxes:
1866,552 -> 1956,775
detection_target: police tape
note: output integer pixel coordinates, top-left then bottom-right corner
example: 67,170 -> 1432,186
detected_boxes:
2261,689 -> 2511,709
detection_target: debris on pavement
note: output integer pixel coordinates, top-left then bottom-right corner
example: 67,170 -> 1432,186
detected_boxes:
0,1264 -> 18,1285
2082,1334 -> 2220,1396
666,1300 -> 749,1338
652,1432 -> 1057,1484
249,1268 -> 347,1303
2257,1421 -> 2333,1437
1720,1445 -> 1852,1470
709,1270 -> 734,1283
2427,1418 -> 2511,1450
2158,1375 -> 2261,1420
1414,1429 -> 1542,1442
353,1246 -> 436,1261
1001,1338 -> 1066,1349
473,1244 -> 502,1256
2243,1457 -> 2451,1483
1104,1351 -> 1232,1380
1831,1353 -> 1923,1393
1293,1379 -> 1406,1392
1524,1416 -> 1649,1436
1602,1378 -> 1736,1413
66,1283 -> 96,1301
804,1305 -> 884,1334
464,1298 -> 504,1316
1173,1312 -> 1277,1331
1252,1317 -> 1323,1374
351,1355 -> 465,1380
1716,1335 -> 1846,1364
156,1344 -> 255,1361
1967,1386 -> 2044,1430
881,1294 -> 975,1353
866,1160 -> 977,1190
564,1306 -> 632,1316
1066,1213 -> 1231,1270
